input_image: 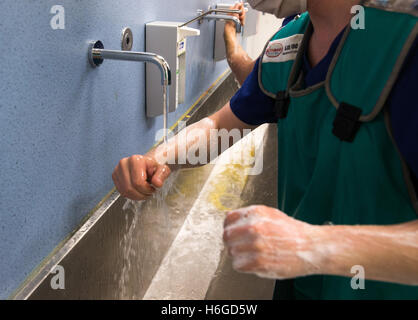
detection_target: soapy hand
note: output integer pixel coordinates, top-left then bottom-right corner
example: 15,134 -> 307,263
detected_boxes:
223,205 -> 325,279
112,155 -> 171,201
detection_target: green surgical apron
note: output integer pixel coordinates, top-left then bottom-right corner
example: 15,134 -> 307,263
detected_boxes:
258,7 -> 418,299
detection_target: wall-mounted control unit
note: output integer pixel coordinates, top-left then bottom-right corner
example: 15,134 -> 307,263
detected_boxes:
146,22 -> 200,117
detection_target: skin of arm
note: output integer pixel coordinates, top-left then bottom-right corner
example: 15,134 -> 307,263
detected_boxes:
224,3 -> 256,85
113,0 -> 417,287
112,103 -> 255,201
224,0 -> 418,285
223,206 -> 418,285
222,0 -> 418,287
112,3 -> 257,201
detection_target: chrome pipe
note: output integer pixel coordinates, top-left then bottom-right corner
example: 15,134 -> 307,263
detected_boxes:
88,40 -> 171,142
203,14 -> 242,33
179,8 -> 243,28
89,41 -> 171,86
93,50 -> 171,86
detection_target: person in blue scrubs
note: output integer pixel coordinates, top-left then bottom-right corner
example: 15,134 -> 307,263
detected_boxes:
223,3 -> 418,299
112,0 -> 418,298
225,7 -> 418,184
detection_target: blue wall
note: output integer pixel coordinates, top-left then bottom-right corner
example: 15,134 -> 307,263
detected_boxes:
0,0 -> 229,299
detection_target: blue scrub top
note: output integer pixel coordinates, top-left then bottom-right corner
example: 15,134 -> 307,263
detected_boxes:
230,17 -> 418,181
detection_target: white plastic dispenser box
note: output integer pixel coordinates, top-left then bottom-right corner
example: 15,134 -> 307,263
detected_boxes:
146,22 -> 200,118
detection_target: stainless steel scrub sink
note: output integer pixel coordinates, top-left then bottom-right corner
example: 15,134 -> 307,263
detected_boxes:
13,72 -> 277,300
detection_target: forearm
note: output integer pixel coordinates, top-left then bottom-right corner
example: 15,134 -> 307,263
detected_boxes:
315,220 -> 418,285
113,115 -> 223,200
224,25 -> 255,86
147,117 -> 218,171
148,103 -> 255,171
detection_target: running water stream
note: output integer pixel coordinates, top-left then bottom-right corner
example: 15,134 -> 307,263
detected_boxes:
163,84 -> 169,143
117,125 -> 269,299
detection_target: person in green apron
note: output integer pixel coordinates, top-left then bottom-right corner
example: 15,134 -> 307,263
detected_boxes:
112,0 -> 418,299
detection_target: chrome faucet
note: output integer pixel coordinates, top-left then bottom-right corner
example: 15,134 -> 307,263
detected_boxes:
88,40 -> 172,143
179,8 -> 244,33
203,14 -> 242,33
88,40 -> 171,85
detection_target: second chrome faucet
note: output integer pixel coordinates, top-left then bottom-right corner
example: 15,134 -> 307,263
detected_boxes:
179,8 -> 244,33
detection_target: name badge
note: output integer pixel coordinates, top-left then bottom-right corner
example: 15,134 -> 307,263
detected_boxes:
263,34 -> 304,63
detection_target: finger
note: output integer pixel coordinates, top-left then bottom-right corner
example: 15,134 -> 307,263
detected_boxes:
236,4 -> 243,19
113,161 -> 129,194
223,224 -> 258,244
129,156 -> 155,195
124,189 -> 148,201
229,3 -> 240,18
227,240 -> 261,257
145,156 -> 158,178
117,159 -> 149,201
112,167 -> 122,192
231,253 -> 261,273
239,4 -> 246,25
224,209 -> 249,228
150,165 -> 171,189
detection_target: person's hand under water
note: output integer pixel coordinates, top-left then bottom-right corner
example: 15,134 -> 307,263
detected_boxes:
112,155 -> 171,201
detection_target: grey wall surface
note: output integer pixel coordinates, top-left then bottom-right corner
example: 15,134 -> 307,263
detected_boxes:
0,0 -> 231,299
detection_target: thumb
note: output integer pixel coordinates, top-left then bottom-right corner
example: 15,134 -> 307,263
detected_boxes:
150,165 -> 171,189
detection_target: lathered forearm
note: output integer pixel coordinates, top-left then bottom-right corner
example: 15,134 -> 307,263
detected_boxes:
317,221 -> 418,285
224,206 -> 418,286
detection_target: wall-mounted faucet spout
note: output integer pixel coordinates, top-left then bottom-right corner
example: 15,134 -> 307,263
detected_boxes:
179,8 -> 244,33
203,14 -> 242,33
88,40 -> 171,86
88,40 -> 172,143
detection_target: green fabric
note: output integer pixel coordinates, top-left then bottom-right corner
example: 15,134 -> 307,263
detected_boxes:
330,7 -> 418,118
260,13 -> 310,96
259,9 -> 418,299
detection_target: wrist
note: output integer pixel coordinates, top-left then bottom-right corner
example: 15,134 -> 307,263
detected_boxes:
147,146 -> 180,172
308,225 -> 352,277
146,147 -> 166,166
224,23 -> 237,39
304,225 -> 340,276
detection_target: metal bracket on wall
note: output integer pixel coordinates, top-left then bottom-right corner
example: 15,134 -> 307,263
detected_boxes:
121,27 -> 133,51
179,7 -> 243,28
